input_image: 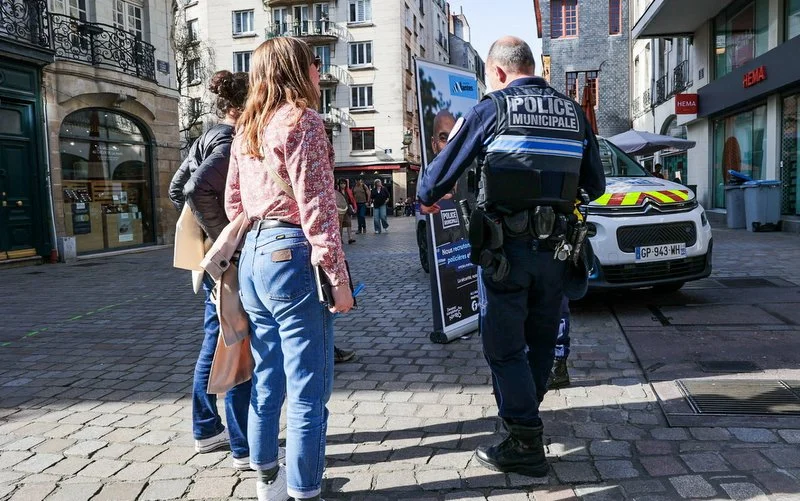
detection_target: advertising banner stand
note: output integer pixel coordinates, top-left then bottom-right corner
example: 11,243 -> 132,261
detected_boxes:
414,58 -> 481,344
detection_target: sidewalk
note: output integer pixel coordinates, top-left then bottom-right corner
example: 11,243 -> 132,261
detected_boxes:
1,217 -> 799,500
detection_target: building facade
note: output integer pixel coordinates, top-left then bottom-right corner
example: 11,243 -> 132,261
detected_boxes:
448,8 -> 486,95
630,2 -> 694,183
538,0 -> 631,137
632,0 -> 800,224
182,0 -> 452,207
0,0 -> 181,262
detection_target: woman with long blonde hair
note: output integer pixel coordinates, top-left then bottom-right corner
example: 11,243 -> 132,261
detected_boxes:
225,37 -> 352,501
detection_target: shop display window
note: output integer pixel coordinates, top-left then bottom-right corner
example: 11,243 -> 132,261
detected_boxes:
780,94 -> 799,215
714,0 -> 769,80
712,105 -> 767,208
59,109 -> 153,253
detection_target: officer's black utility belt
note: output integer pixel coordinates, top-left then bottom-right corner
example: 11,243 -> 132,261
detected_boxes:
463,204 -> 587,282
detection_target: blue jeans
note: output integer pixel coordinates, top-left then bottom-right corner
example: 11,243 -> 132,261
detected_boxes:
555,296 -> 571,360
478,238 -> 566,426
238,226 -> 333,500
192,277 -> 251,459
356,203 -> 367,232
373,204 -> 388,233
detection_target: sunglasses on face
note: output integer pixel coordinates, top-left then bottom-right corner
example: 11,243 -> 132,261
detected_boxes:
313,57 -> 321,69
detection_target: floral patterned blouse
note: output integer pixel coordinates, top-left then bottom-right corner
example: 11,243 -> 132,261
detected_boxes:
225,105 -> 349,287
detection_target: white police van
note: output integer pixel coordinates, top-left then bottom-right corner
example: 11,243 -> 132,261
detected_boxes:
587,138 -> 713,291
415,137 -> 713,292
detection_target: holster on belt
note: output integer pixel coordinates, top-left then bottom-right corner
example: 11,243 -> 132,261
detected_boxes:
468,208 -> 509,282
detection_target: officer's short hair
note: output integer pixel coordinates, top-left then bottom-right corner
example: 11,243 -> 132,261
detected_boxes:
487,37 -> 535,74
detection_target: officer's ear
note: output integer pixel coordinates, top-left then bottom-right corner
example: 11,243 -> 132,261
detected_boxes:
494,65 -> 508,84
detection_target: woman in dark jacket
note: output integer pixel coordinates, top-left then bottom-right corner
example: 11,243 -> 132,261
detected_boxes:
168,70 -> 254,469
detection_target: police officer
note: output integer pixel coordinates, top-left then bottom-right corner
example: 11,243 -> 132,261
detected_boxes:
418,36 -> 605,477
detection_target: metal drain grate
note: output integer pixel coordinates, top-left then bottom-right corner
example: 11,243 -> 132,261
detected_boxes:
678,379 -> 800,416
717,277 -> 775,288
698,361 -> 760,373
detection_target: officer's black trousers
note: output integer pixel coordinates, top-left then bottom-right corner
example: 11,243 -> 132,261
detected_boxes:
478,237 -> 566,427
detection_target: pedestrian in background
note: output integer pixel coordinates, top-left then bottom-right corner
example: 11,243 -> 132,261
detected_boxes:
418,36 -> 605,477
168,70 -> 253,470
371,179 -> 390,234
352,178 -> 370,234
226,37 -> 353,501
336,178 -> 356,244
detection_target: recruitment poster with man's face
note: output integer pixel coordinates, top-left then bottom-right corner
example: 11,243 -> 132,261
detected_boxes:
415,58 -> 480,342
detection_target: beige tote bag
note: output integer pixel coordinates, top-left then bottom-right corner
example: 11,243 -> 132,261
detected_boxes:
174,205 -> 206,271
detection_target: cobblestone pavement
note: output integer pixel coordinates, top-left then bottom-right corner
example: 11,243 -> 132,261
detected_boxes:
1,217 -> 800,500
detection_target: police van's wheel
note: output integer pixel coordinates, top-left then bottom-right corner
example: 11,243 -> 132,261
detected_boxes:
653,281 -> 684,293
417,224 -> 430,273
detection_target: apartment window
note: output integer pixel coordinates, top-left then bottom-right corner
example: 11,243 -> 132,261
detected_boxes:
406,45 -> 413,72
349,42 -> 373,66
551,0 -> 578,39
233,52 -> 251,73
420,45 -> 426,58
419,0 -> 425,15
714,0 -> 769,79
187,58 -> 201,83
320,88 -> 334,114
232,10 -> 255,35
609,0 -> 621,35
788,0 -> 800,40
113,0 -> 143,39
187,19 -> 199,42
50,0 -> 87,20
189,97 -> 202,118
351,127 -> 375,151
314,3 -> 330,22
405,4 -> 412,31
413,15 -> 418,35
565,71 -> 578,100
351,85 -> 374,109
585,71 -> 599,107
349,0 -> 372,23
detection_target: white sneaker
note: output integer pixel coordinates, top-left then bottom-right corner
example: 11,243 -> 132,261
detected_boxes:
233,447 -> 286,470
256,465 -> 288,501
195,430 -> 229,453
383,228 -> 388,233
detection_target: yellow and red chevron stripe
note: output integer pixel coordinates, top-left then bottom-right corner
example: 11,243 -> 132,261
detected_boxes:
593,190 -> 690,206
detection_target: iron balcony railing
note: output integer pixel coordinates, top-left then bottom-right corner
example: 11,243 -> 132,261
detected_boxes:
632,96 -> 641,117
50,13 -> 156,82
654,74 -> 668,105
318,63 -> 348,85
0,0 -> 52,49
266,20 -> 337,39
673,59 -> 690,94
643,89 -> 652,111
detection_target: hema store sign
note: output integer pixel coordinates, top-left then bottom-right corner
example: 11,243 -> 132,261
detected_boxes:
675,93 -> 698,114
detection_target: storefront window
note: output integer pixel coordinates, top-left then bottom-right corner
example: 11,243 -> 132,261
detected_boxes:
660,116 -> 689,184
781,94 -> 799,215
712,105 -> 767,208
60,109 -> 153,253
788,0 -> 800,40
714,0 -> 769,80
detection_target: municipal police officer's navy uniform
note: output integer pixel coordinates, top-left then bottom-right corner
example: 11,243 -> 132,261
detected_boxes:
418,76 -> 605,476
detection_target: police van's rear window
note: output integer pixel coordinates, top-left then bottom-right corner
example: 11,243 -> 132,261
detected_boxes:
598,139 -> 649,177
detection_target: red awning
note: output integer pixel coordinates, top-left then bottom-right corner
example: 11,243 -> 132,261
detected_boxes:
335,164 -> 403,172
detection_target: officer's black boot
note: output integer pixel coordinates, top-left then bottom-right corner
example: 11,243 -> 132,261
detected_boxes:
475,421 -> 549,477
547,358 -> 570,390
